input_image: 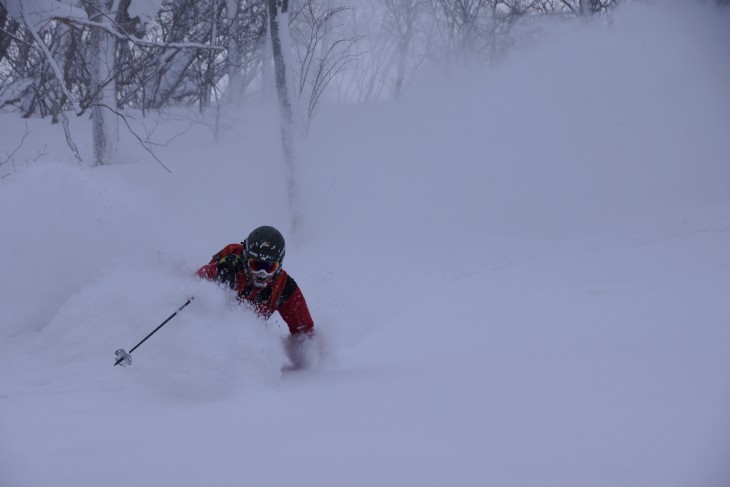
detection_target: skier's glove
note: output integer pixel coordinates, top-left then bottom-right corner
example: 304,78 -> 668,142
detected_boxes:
216,254 -> 242,288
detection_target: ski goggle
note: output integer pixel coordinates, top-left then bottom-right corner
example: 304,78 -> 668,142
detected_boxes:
247,258 -> 280,274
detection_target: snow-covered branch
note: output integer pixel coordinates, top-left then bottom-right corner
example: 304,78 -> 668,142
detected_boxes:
18,2 -> 81,114
54,16 -> 225,50
0,25 -> 36,47
2,0 -> 87,29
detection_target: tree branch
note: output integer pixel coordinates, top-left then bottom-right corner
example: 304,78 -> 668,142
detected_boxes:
560,0 -> 578,15
59,111 -> 83,163
0,122 -> 29,167
54,17 -> 225,50
0,26 -> 37,48
19,4 -> 81,114
97,103 -> 172,173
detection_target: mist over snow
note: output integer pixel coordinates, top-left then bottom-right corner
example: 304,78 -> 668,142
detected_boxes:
1,2 -> 729,487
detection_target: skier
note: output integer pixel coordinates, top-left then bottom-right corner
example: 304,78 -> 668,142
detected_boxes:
197,225 -> 315,367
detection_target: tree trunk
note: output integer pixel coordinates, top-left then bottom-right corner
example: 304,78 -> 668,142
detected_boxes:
268,0 -> 303,241
488,0 -> 498,66
225,0 -> 243,105
261,16 -> 273,102
0,4 -> 13,61
89,0 -> 119,166
16,29 -> 35,115
579,0 -> 599,16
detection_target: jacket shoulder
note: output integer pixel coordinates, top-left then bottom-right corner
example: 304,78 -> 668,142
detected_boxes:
212,243 -> 244,261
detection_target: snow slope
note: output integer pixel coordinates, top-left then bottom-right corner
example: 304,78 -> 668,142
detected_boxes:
1,2 -> 729,486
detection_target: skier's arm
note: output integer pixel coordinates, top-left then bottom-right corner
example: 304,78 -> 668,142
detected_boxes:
196,244 -> 243,288
196,262 -> 218,280
277,277 -> 314,335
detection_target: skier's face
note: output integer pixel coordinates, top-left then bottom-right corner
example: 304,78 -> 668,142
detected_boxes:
250,270 -> 274,288
246,258 -> 280,288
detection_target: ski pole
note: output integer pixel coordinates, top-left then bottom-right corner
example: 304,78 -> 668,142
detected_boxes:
114,297 -> 194,367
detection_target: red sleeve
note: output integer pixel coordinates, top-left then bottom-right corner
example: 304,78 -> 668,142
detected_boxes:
196,262 -> 219,280
278,287 -> 314,335
196,243 -> 242,280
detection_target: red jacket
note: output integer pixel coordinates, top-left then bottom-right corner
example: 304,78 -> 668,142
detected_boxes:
197,243 -> 314,335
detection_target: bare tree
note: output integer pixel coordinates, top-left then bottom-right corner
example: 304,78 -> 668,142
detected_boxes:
84,0 -> 120,165
333,2 -> 391,103
555,0 -> 616,16
222,0 -> 268,106
2,0 -> 229,166
433,0 -> 487,63
331,0 -> 429,103
268,0 -> 302,239
382,0 -> 427,99
290,0 -> 361,132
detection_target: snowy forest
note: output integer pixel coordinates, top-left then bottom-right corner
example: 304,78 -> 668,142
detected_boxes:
1,1 -> 623,116
4,0 -> 623,169
0,1 -> 727,172
1,0 -> 730,486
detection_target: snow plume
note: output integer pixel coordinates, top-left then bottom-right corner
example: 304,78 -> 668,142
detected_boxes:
24,269 -> 284,399
302,0 -> 730,244
0,162 -> 161,340
0,160 -> 286,402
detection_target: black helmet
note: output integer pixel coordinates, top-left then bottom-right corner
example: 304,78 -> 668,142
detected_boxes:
244,225 -> 285,263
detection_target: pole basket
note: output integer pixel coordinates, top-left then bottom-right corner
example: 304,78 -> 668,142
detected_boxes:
115,349 -> 132,367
